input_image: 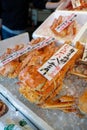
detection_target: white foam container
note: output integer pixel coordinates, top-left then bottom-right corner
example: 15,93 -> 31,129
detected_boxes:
73,21 -> 87,45
32,10 -> 87,43
0,32 -> 29,56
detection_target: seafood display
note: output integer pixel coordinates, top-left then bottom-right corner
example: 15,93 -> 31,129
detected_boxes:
70,0 -> 87,10
0,38 -> 45,78
33,10 -> 87,43
58,0 -> 87,11
18,38 -> 61,104
50,15 -> 77,38
0,44 -> 26,78
0,34 -> 87,117
17,38 -> 87,115
0,4 -> 87,129
0,36 -> 87,115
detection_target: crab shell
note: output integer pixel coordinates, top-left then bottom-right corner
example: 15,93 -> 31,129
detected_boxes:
0,44 -> 24,78
18,41 -> 84,113
0,38 -> 45,78
50,15 -> 77,38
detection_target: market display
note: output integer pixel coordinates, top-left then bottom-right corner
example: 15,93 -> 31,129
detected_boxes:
0,36 -> 87,116
0,44 -> 27,78
18,40 -> 87,115
50,15 -> 77,38
57,0 -> 87,11
70,0 -> 87,10
32,10 -> 87,43
0,37 -> 53,78
0,2 -> 87,129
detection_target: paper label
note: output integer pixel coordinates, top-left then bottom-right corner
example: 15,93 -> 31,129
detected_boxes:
71,0 -> 81,8
38,44 -> 77,81
0,37 -> 55,67
55,13 -> 77,33
82,43 -> 87,61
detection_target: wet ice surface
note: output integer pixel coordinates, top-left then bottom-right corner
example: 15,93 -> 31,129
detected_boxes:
0,75 -> 87,130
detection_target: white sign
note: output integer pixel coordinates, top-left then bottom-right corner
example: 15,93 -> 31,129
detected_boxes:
38,44 -> 77,81
55,13 -> 77,33
71,0 -> 81,8
0,37 -> 55,67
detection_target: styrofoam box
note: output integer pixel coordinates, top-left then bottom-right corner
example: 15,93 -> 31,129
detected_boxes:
32,10 -> 87,43
0,32 -> 29,56
73,22 -> 87,45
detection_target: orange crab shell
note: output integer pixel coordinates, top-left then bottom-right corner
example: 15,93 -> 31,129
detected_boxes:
18,41 -> 84,112
50,15 -> 77,38
0,38 -> 46,78
0,44 -> 26,78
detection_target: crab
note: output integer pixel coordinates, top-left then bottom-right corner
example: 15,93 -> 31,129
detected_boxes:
0,37 -> 86,114
63,0 -> 87,11
18,40 -> 85,113
50,15 -> 77,38
0,38 -> 45,78
0,44 -> 25,78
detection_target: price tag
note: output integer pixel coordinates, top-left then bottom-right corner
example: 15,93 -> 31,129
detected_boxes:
0,45 -> 32,67
0,37 -> 55,67
71,0 -> 81,8
82,43 -> 87,61
38,44 -> 77,81
55,13 -> 77,33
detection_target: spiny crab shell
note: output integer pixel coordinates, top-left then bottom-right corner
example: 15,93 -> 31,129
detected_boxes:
18,39 -> 86,114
